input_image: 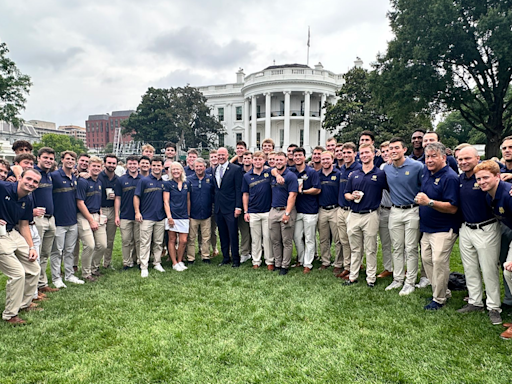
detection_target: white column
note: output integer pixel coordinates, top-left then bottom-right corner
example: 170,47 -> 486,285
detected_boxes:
265,92 -> 271,140
303,91 -> 311,155
284,91 -> 291,150
251,95 -> 257,151
244,98 -> 250,145
320,93 -> 327,146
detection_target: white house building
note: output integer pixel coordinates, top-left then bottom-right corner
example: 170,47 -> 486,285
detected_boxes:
198,61 -> 359,154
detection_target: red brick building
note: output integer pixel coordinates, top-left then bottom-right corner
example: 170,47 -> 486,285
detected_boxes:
85,110 -> 134,149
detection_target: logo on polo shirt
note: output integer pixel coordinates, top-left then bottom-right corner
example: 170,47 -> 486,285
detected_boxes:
303,175 -> 309,180
184,184 -> 188,189
21,202 -> 25,209
264,173 -> 269,178
371,175 -> 377,181
500,207 -> 505,214
5,196 -> 10,200
206,179 -> 210,183
473,182 -> 480,190
331,176 -> 336,181
405,171 -> 410,175
434,178 -> 440,185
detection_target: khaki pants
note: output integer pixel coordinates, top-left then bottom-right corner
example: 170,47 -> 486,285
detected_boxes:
139,219 -> 165,270
187,218 -> 211,261
77,213 -> 107,277
73,239 -> 81,268
120,219 -> 140,266
50,224 -> 78,282
348,211 -> 380,283
34,215 -> 56,289
389,207 -> 421,285
101,206 -> 117,267
379,208 -> 393,272
249,212 -> 272,266
421,231 -> 458,305
318,207 -> 340,267
294,213 -> 318,269
269,208 -> 296,269
459,222 -> 501,311
505,242 -> 512,295
337,208 -> 352,271
0,230 -> 41,320
238,215 -> 251,257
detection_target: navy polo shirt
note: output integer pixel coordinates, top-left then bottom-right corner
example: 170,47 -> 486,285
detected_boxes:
338,162 -> 362,207
383,157 -> 423,205
241,169 -> 272,213
318,168 -> 340,207
165,180 -> 190,219
32,165 -> 54,216
98,171 -> 119,208
134,174 -> 166,221
356,151 -> 383,168
184,166 -> 195,178
188,174 -> 214,220
345,166 -> 387,212
205,166 -> 214,175
115,173 -> 141,221
270,168 -> 298,208
459,172 -> 494,224
0,181 -> 33,230
419,165 -> 460,233
487,181 -> 512,229
51,168 -> 77,226
290,165 -> 320,214
77,177 -> 102,214
500,163 -> 512,174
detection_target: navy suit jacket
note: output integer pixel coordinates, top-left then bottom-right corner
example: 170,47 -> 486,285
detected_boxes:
214,163 -> 243,215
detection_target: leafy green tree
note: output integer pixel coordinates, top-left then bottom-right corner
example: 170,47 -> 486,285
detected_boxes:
33,134 -> 87,161
0,42 -> 32,127
123,86 -> 224,150
436,111 -> 486,149
374,0 -> 512,157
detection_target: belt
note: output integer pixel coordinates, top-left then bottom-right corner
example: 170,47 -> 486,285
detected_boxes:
352,209 -> 377,215
465,218 -> 497,230
43,214 -> 53,219
380,205 -> 391,210
273,207 -> 286,211
90,211 -> 100,214
392,204 -> 418,209
321,204 -> 339,210
341,206 -> 350,211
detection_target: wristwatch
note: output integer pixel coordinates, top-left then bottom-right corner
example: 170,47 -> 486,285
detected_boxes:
284,211 -> 290,216
428,199 -> 435,207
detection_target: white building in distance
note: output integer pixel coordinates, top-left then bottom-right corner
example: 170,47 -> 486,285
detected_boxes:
198,61 -> 358,154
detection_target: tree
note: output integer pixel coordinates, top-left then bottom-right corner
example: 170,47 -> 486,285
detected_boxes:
33,134 -> 87,161
323,66 -> 431,144
436,111 -> 486,149
0,42 -> 32,127
374,0 -> 512,157
122,86 -> 225,150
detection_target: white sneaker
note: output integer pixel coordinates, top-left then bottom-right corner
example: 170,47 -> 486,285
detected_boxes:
66,275 -> 85,285
154,264 -> 166,272
385,280 -> 404,291
178,262 -> 188,270
415,277 -> 431,289
53,279 -> 67,289
240,254 -> 251,263
399,284 -> 416,296
141,269 -> 149,278
173,263 -> 184,271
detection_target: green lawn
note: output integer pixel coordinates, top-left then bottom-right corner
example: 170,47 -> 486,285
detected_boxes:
0,235 -> 511,384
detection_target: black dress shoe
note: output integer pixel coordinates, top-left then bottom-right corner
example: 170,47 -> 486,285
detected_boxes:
274,266 -> 281,272
367,282 -> 375,288
343,279 -> 358,286
232,263 -> 240,268
279,268 -> 288,275
218,260 -> 231,266
188,260 -> 195,265
202,259 -> 211,264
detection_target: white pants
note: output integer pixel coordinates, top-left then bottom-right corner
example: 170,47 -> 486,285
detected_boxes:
293,213 -> 318,269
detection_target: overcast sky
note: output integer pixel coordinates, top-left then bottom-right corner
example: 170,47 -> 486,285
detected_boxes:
0,0 -> 394,127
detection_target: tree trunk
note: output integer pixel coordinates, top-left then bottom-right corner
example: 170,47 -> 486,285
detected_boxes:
484,130 -> 501,159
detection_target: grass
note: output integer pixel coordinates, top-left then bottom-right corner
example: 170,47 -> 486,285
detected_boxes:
0,234 -> 511,384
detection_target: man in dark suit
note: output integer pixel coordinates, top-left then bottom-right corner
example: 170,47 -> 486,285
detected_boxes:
214,147 -> 243,267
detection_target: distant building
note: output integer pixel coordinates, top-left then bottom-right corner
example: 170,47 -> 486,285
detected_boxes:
197,62 -> 348,154
59,125 -> 87,146
85,110 -> 134,149
0,121 -> 40,144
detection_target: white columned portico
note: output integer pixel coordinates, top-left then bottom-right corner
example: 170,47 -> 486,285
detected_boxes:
283,91 -> 291,150
264,92 -> 271,140
251,95 -> 257,151
244,98 -> 250,144
303,91 -> 311,154
320,93 -> 327,146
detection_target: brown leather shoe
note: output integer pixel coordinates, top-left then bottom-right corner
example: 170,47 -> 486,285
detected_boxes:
377,270 -> 393,278
5,316 -> 26,325
336,270 -> 350,278
84,275 -> 97,282
333,267 -> 343,275
291,263 -> 302,268
341,274 -> 350,280
503,323 -> 512,328
39,286 -> 59,293
500,326 -> 512,340
267,265 -> 275,271
319,265 -> 329,270
21,303 -> 44,312
33,296 -> 49,303
252,265 -> 260,269
303,267 -> 312,274
37,292 -> 47,299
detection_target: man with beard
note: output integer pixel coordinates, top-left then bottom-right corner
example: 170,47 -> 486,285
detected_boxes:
164,142 -> 176,162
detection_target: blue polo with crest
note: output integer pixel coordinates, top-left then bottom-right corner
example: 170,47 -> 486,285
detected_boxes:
32,165 -> 54,216
134,174 -> 166,221
165,179 -> 190,219
0,181 -> 34,230
242,168 -> 272,213
486,180 -> 512,229
290,165 -> 320,214
76,177 -> 102,213
338,162 -> 362,208
51,168 -> 78,226
344,166 -> 388,212
459,172 -> 494,224
114,173 -> 141,221
318,168 -> 340,207
270,168 -> 298,208
188,174 -> 214,220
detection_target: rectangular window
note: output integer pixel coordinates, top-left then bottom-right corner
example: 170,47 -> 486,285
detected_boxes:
218,107 -> 224,122
318,130 -> 321,145
256,132 -> 261,149
300,129 -> 304,147
301,101 -> 304,116
219,134 -> 225,147
280,129 -> 284,148
236,133 -> 242,142
100,122 -> 103,132
280,100 -> 284,114
236,106 -> 242,121
256,105 -> 261,118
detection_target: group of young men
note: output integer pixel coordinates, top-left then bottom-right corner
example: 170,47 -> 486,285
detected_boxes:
2,132 -> 512,340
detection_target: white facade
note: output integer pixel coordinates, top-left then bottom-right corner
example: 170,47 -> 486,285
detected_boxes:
198,62 -> 346,154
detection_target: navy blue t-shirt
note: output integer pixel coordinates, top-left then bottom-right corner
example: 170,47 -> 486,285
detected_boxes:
338,162 -> 362,207
241,169 -> 272,213
318,168 -> 340,207
184,166 -> 195,178
51,168 -> 78,226
165,179 -> 190,219
76,177 -> 102,214
134,174 -> 166,221
270,168 -> 298,208
32,165 -> 54,216
188,174 -> 214,220
419,165 -> 460,233
459,172 -> 494,224
487,181 -> 512,229
98,171 -> 119,208
115,173 -> 141,221
290,165 -> 320,214
344,166 -> 388,212
0,181 -> 33,230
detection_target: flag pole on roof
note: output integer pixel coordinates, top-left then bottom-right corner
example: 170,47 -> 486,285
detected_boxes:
307,26 -> 310,66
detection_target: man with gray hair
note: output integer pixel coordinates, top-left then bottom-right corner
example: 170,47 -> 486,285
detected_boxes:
415,142 -> 459,310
